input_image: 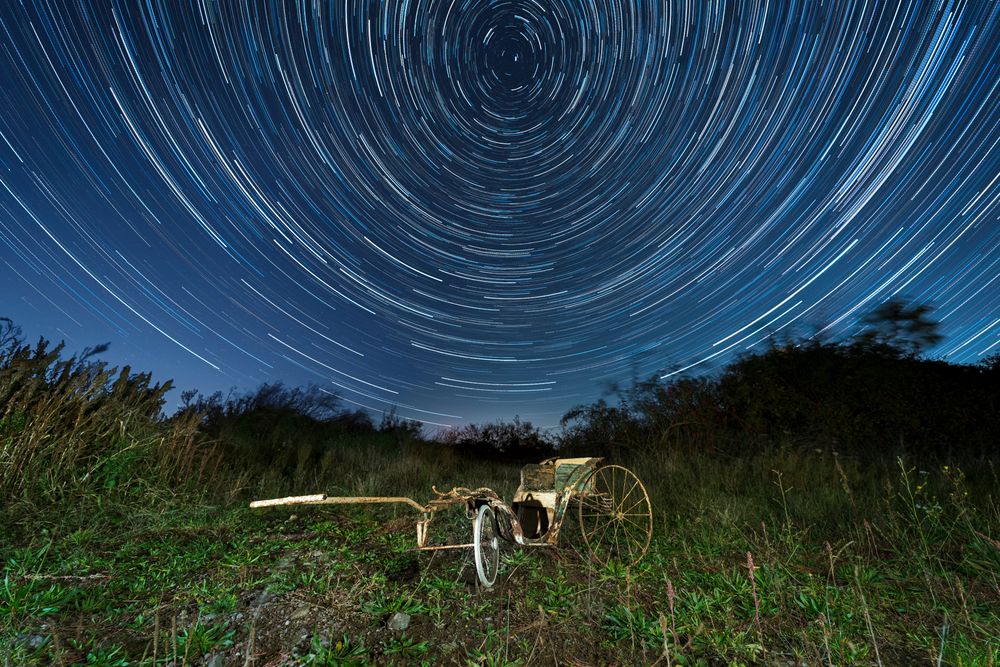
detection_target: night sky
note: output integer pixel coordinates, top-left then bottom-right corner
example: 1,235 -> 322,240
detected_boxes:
1,1 -> 997,429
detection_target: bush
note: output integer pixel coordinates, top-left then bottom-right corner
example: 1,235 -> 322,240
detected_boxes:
178,383 -> 383,475
557,336 -> 999,459
441,417 -> 555,463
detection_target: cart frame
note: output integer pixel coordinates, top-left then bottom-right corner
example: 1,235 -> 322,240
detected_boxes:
250,456 -> 652,587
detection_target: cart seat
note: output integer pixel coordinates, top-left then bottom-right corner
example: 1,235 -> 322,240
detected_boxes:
519,463 -> 555,491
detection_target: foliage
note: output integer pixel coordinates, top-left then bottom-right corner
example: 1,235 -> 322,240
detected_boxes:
178,382 -> 436,486
441,416 -> 555,463
175,618 -> 236,656
559,300 -> 998,458
1,430 -> 998,665
856,297 -> 944,356
297,634 -> 368,665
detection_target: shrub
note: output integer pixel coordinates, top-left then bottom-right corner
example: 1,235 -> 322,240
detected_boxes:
441,416 -> 555,463
555,306 -> 999,460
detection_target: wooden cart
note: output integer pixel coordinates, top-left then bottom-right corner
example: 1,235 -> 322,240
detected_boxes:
250,457 -> 653,588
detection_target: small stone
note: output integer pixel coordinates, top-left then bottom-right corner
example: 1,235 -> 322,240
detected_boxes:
204,655 -> 224,667
387,611 -> 411,631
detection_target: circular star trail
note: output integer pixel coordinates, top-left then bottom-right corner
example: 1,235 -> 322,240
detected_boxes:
1,1 -> 998,427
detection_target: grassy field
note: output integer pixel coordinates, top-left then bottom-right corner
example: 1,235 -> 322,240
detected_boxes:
2,321 -> 998,664
3,436 -> 999,666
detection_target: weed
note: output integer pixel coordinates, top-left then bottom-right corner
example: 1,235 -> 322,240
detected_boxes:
382,633 -> 430,658
0,575 -> 67,629
297,634 -> 368,666
528,573 -> 575,616
202,591 -> 238,615
78,643 -> 130,667
363,590 -> 427,617
466,629 -> 522,666
603,604 -> 663,649
746,552 -> 763,648
174,618 -> 236,658
2,321 -> 999,665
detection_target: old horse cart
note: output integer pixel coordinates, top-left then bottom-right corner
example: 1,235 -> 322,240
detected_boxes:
250,457 -> 653,588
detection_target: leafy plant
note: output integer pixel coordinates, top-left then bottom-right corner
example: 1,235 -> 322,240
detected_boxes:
298,634 -> 368,666
383,634 -> 430,658
1,575 -> 67,628
202,591 -> 239,615
363,590 -> 426,617
175,619 -> 236,657
82,644 -> 130,667
466,630 -> 523,667
603,604 -> 664,649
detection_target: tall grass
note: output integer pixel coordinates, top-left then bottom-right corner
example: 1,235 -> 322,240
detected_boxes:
0,320 -> 215,507
0,320 -> 518,522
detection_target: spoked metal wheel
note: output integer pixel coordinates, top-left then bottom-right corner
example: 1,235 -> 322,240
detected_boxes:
577,465 -> 653,567
473,504 -> 500,588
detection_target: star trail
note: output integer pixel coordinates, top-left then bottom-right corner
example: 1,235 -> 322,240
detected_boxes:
1,1 -> 998,428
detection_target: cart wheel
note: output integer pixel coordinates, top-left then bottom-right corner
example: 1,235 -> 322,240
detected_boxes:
473,504 -> 500,588
577,465 -> 653,567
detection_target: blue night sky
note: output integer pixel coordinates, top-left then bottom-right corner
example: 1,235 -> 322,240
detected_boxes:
1,1 -> 997,429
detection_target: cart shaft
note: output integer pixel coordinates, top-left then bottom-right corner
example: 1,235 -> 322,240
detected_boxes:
250,494 -> 426,512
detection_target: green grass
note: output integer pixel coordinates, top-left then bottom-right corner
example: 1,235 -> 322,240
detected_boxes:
4,316 -> 998,663
3,440 -> 997,666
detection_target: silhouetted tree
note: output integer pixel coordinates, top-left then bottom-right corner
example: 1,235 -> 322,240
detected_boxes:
0,317 -> 22,352
379,407 -> 423,438
855,298 -> 943,356
551,301 -> 998,458
442,416 -> 554,462
178,383 -> 380,473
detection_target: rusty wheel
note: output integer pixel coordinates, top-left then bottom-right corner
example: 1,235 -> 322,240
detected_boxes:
577,465 -> 652,567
